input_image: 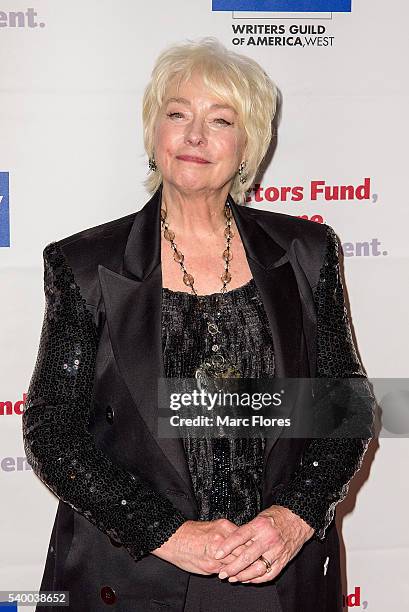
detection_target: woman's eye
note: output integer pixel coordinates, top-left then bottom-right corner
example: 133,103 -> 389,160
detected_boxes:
166,112 -> 232,126
214,118 -> 232,125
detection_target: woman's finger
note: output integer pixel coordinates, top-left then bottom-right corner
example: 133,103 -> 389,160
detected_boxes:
241,558 -> 284,585
218,543 -> 250,563
233,542 -> 253,554
227,552 -> 281,583
217,539 -> 263,579
214,550 -> 241,566
214,524 -> 255,560
227,557 -> 275,583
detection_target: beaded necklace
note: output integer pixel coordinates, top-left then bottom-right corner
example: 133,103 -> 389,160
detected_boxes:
160,199 -> 241,391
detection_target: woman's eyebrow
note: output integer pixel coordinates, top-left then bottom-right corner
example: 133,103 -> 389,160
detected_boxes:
165,96 -> 237,114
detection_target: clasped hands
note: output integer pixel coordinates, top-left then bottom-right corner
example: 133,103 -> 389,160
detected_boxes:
153,505 -> 315,584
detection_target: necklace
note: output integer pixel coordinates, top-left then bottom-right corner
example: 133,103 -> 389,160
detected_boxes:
160,198 -> 242,392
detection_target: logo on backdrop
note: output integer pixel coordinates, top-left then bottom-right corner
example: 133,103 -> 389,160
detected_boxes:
0,8 -> 45,28
212,0 -> 351,47
0,172 -> 10,247
1,456 -> 32,472
342,586 -> 368,609
1,394 -> 26,416
0,603 -> 18,611
245,177 -> 388,258
247,177 -> 374,205
213,0 -> 351,11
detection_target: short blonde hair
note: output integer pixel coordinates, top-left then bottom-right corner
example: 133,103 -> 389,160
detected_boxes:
142,37 -> 278,204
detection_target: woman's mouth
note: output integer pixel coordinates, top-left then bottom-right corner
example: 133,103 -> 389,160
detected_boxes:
176,155 -> 211,164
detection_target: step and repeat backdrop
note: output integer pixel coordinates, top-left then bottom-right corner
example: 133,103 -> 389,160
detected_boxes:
1,1 -> 408,610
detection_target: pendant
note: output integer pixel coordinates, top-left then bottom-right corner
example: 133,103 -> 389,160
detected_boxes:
194,355 -> 241,437
194,353 -> 241,394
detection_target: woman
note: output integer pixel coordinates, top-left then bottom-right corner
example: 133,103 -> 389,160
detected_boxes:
23,37 -> 374,611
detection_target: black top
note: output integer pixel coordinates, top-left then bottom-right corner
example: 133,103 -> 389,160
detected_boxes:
161,278 -> 276,526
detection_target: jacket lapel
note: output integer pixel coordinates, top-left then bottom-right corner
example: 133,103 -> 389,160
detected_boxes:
231,202 -> 303,473
98,184 -> 304,507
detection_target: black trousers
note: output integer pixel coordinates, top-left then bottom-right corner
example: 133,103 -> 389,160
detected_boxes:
183,573 -> 283,612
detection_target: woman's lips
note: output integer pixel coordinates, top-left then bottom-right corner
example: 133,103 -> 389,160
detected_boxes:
176,155 -> 210,164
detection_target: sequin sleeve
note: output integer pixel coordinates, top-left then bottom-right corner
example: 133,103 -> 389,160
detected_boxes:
22,241 -> 188,561
270,225 -> 375,540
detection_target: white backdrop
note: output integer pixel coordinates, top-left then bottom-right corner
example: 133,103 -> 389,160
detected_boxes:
1,1 -> 408,610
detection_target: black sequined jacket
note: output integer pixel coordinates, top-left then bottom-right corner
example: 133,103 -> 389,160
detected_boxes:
22,183 -> 374,612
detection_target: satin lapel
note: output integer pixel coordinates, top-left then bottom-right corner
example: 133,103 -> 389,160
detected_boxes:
229,201 -> 303,473
98,187 -> 198,509
98,263 -> 202,508
98,184 -> 303,502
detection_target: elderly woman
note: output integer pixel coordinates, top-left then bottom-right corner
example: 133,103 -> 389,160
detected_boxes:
23,37 -> 374,612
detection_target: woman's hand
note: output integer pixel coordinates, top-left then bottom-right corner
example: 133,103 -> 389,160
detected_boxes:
151,518 -> 249,575
212,505 -> 315,584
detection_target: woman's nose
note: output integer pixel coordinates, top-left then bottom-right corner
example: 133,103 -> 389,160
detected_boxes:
184,117 -> 207,146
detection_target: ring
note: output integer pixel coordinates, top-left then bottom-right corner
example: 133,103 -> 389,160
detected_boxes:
258,555 -> 273,573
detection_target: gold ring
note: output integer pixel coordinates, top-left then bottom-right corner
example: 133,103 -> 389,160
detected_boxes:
258,555 -> 273,573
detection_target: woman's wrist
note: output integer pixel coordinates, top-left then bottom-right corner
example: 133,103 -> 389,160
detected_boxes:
151,519 -> 194,558
260,505 -> 315,541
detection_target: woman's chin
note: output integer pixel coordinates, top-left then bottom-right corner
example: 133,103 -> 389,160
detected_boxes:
165,176 -> 216,193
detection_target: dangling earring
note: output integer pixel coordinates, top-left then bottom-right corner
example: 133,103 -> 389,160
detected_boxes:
238,160 -> 248,184
148,153 -> 157,172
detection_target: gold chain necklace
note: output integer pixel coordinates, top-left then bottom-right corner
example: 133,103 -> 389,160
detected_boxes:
160,199 -> 241,391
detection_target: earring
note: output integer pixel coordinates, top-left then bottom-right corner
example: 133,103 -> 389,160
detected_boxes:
148,153 -> 157,172
238,160 -> 248,184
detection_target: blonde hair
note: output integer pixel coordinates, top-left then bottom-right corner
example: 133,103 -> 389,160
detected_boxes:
142,37 -> 278,204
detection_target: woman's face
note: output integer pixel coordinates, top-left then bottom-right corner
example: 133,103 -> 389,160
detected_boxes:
153,72 -> 247,196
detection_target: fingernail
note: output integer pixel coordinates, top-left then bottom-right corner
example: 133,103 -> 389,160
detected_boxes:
218,571 -> 228,579
228,577 -> 238,582
215,549 -> 224,559
242,580 -> 251,583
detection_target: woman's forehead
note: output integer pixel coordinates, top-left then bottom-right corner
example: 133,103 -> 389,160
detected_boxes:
163,76 -> 238,113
